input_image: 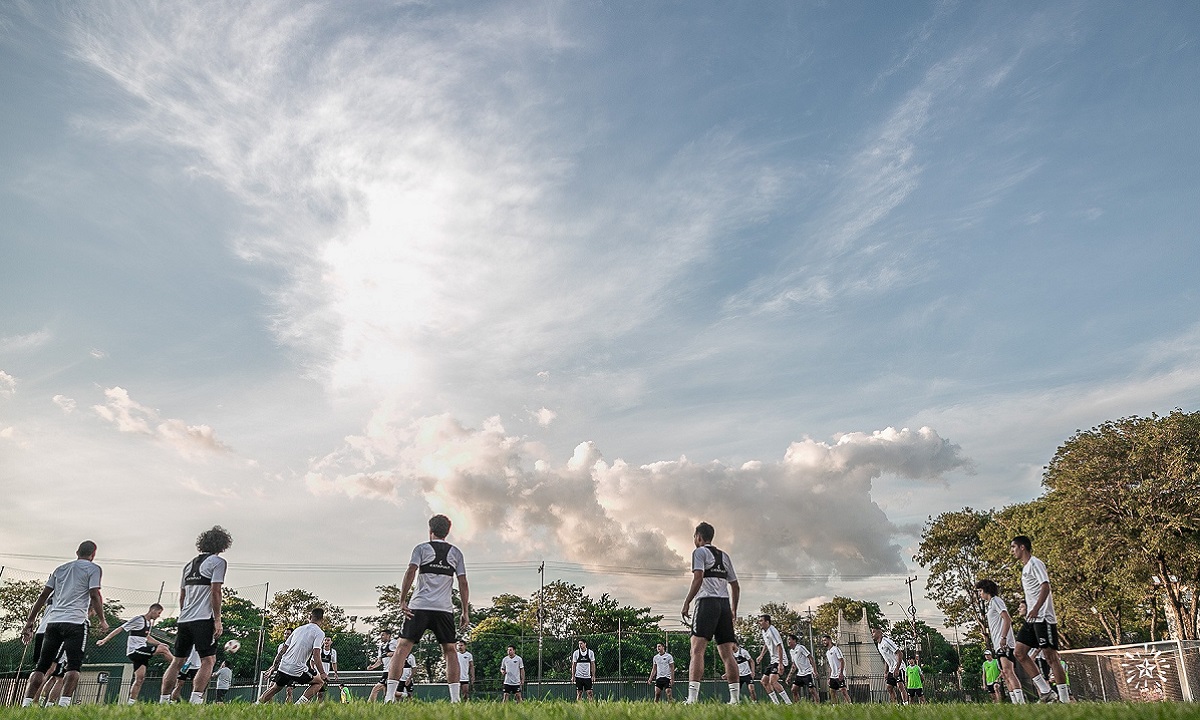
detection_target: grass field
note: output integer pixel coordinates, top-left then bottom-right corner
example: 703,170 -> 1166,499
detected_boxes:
2,702 -> 1199,720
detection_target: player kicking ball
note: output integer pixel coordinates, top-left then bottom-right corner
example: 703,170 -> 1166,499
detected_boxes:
96,603 -> 173,703
255,608 -> 328,704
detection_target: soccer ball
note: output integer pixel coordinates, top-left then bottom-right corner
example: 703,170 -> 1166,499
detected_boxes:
224,639 -> 241,654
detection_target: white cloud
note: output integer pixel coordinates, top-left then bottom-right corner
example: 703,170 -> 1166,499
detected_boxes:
89,348 -> 108,359
307,412 -> 970,577
0,370 -> 15,398
532,407 -> 557,427
52,395 -> 77,413
92,386 -> 231,459
0,330 -> 50,353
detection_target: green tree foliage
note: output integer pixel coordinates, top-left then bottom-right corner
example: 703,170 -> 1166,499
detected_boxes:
813,596 -> 888,636
917,508 -> 992,638
267,588 -> 348,641
891,619 -> 958,674
0,580 -> 44,639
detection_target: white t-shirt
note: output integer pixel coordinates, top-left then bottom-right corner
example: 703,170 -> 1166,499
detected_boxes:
825,645 -> 845,679
877,634 -> 901,673
279,622 -> 325,676
321,647 -> 338,674
43,559 -> 102,625
734,648 -> 753,676
572,648 -> 595,678
120,615 -> 152,654
1021,556 -> 1057,623
652,652 -> 674,679
501,655 -> 524,685
36,596 -> 52,634
457,651 -> 473,679
692,545 -> 737,599
178,554 -> 227,623
761,625 -> 786,665
986,596 -> 1018,649
377,639 -> 397,671
407,541 -> 466,612
215,666 -> 233,690
790,644 -> 814,676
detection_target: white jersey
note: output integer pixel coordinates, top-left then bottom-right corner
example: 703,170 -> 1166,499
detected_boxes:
986,596 -> 1018,649
790,644 -> 814,676
321,647 -> 338,674
1021,555 -> 1057,623
457,651 -> 473,679
734,648 -> 753,676
178,554 -> 227,623
652,652 -> 674,679
377,639 -> 397,671
279,622 -> 324,677
825,645 -> 845,679
400,653 -> 417,682
762,625 -> 786,666
120,615 -> 153,654
501,655 -> 524,685
43,559 -> 102,625
215,666 -> 233,690
691,544 -> 737,599
572,648 -> 595,678
877,634 -> 901,673
407,540 -> 466,612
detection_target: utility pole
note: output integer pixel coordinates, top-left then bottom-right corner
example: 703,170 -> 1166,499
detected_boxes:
538,561 -> 545,696
905,576 -> 920,659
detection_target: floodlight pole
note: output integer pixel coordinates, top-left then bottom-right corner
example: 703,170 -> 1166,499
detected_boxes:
538,562 -> 544,695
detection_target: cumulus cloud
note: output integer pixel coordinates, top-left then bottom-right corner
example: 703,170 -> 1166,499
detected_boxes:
52,395 -> 77,413
532,407 -> 557,427
307,413 -> 970,577
92,387 -> 230,459
0,370 -> 15,398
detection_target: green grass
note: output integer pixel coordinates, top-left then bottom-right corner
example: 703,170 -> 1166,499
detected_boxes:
3,702 -> 1200,720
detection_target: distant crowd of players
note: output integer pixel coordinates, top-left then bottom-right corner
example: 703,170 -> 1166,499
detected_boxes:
15,517 -> 1071,705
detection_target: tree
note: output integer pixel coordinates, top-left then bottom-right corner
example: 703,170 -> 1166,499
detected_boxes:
0,580 -> 44,639
813,597 -> 888,636
267,588 -> 347,641
917,508 -> 992,639
1043,411 -> 1200,640
891,619 -> 958,674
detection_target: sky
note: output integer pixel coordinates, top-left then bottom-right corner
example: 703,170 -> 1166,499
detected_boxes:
2,1 -> 1199,631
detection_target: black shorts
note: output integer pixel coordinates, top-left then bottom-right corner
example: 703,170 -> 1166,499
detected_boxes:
274,670 -> 314,687
32,633 -> 45,663
37,623 -> 87,674
986,682 -> 999,694
175,618 -> 218,659
692,597 -> 736,645
128,647 -> 156,671
908,687 -> 924,697
828,678 -> 846,690
215,689 -> 229,701
764,662 -> 781,676
575,677 -> 593,690
400,609 -> 456,644
792,673 -> 814,688
886,671 -> 899,687
502,683 -> 521,695
739,674 -> 753,685
377,672 -> 390,685
1016,620 -> 1059,650
181,668 -> 198,681
655,677 -> 672,689
996,647 -> 1017,663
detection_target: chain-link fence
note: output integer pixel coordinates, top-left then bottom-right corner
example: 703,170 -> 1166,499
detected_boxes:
1060,640 -> 1199,702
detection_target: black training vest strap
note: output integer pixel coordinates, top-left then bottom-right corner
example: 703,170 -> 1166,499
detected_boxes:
184,554 -> 213,586
702,545 -> 728,579
322,649 -> 333,664
418,541 -> 456,576
130,616 -> 150,637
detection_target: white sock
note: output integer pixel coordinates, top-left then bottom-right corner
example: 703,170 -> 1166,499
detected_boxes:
688,681 -> 700,702
781,690 -> 792,704
189,692 -> 204,705
160,694 -> 171,703
768,691 -> 779,704
384,680 -> 399,703
448,683 -> 461,702
1057,685 -> 1070,702
1032,675 -> 1052,694
128,698 -> 136,705
21,698 -> 33,707
728,683 -> 740,702
296,696 -> 310,704
58,697 -> 72,707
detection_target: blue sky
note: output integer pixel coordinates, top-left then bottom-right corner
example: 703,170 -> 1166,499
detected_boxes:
2,1 -> 1199,625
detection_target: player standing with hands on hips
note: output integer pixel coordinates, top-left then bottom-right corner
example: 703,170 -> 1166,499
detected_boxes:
681,521 -> 742,704
385,515 -> 470,703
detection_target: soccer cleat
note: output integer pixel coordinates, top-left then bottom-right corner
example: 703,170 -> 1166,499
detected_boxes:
1039,690 -> 1059,703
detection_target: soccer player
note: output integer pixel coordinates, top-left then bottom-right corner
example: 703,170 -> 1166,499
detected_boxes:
397,651 -> 417,700
757,614 -> 791,703
170,648 -> 202,702
905,656 -> 925,702
822,634 -> 851,704
786,634 -> 819,703
19,540 -> 108,708
975,578 -> 1025,704
648,642 -> 675,702
317,636 -> 339,701
265,627 -> 295,703
1011,535 -> 1069,702
982,650 -> 1001,703
456,640 -> 475,700
214,661 -> 233,703
386,514 -> 470,703
97,603 -> 173,704
680,521 -> 742,704
869,626 -> 907,704
728,643 -> 757,701
256,607 -> 328,704
500,645 -> 524,702
160,526 -> 232,704
571,639 -> 596,701
367,629 -> 396,701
